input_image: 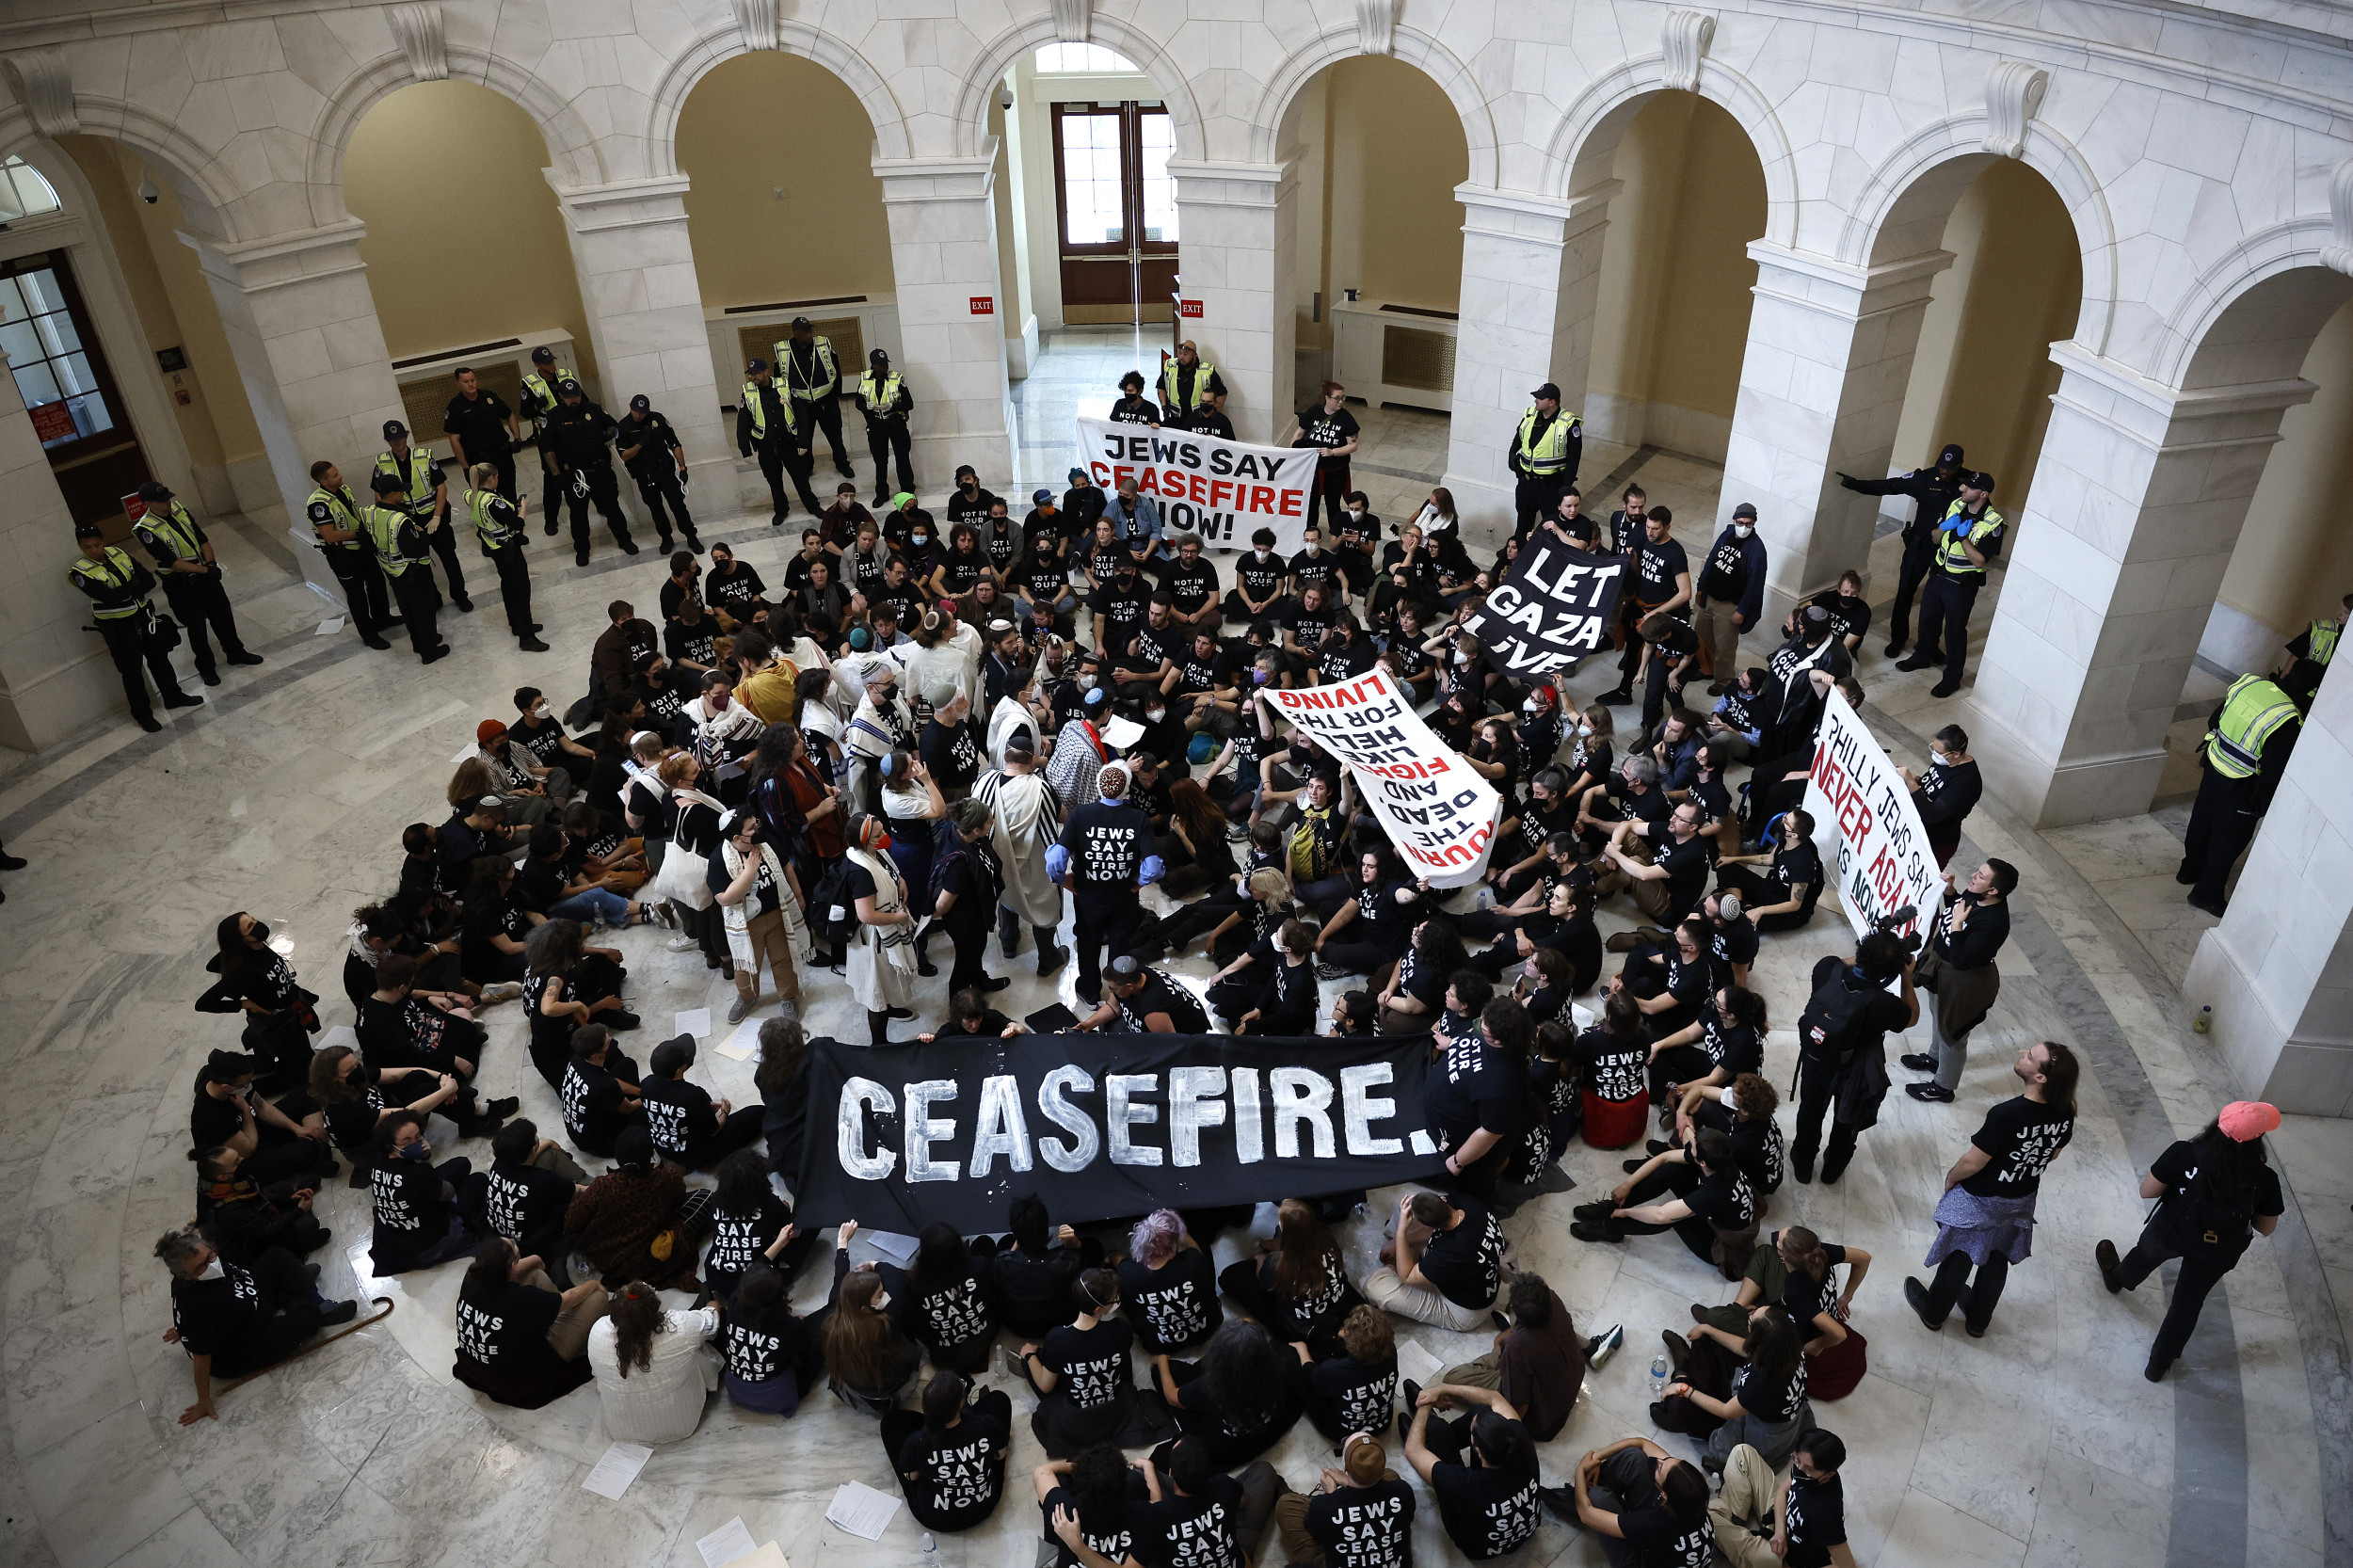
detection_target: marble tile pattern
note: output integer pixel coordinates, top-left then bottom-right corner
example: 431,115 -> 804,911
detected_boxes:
0,350 -> 2341,1568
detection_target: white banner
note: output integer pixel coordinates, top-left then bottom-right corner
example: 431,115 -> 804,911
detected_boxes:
1075,415 -> 1322,553
1800,687 -> 1939,943
1264,667 -> 1502,888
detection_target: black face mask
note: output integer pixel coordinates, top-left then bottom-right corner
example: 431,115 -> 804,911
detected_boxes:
248,920 -> 271,944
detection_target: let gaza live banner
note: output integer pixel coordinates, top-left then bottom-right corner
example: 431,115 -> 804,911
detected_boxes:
1077,415 -> 1321,554
1264,667 -> 1503,888
793,1031 -> 1449,1233
1459,537 -> 1627,680
1800,687 -> 1940,943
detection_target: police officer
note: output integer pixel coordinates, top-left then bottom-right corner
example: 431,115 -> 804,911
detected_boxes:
737,358 -> 822,525
2273,590 -> 2346,707
441,365 -> 520,502
130,481 -> 262,684
616,394 -> 698,553
1159,339 -> 1225,427
543,377 -> 638,565
1900,470 -> 2004,698
466,461 -> 547,651
375,420 -> 472,613
1053,760 -> 1150,1006
2177,671 -> 2300,917
304,460 -> 392,650
68,521 -> 198,732
363,471 -> 450,664
776,315 -> 854,478
1507,381 -> 1582,541
1839,442 -> 1966,660
518,344 -> 575,536
856,348 -> 915,508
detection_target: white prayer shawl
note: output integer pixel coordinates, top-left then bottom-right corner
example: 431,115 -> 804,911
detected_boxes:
975,767 -> 1064,927
986,696 -> 1040,773
716,837 -> 791,936
846,691 -> 915,762
844,845 -> 918,1013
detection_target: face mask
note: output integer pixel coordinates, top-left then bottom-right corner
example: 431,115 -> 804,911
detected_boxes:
198,1257 -> 226,1282
534,703 -> 552,720
872,1291 -> 891,1312
248,920 -> 271,943
1078,674 -> 1096,691
1346,509 -> 1363,520
1252,669 -> 1271,684
1146,709 -> 1165,723
398,1140 -> 431,1161
710,692 -> 730,712
1255,549 -> 1271,561
1735,524 -> 1753,537
874,686 -> 897,705
1523,699 -> 1541,714
1577,722 -> 1593,736
911,532 -> 930,547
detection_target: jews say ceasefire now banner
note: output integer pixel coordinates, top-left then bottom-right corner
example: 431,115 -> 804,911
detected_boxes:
1077,415 -> 1321,554
1460,536 -> 1627,680
1800,686 -> 1940,943
1264,667 -> 1503,888
794,1031 -> 1449,1233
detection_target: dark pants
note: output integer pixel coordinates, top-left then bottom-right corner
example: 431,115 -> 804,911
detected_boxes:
1641,645 -> 1684,731
1615,600 -> 1672,688
2180,763 -> 2263,905
2117,1240 -> 2234,1368
160,570 -> 248,675
538,448 -> 566,536
216,1245 -> 330,1376
94,616 -> 185,719
565,466 -> 635,558
1072,888 -> 1143,1000
479,449 -> 519,504
417,511 -> 470,605
1513,474 -> 1566,540
946,912 -> 994,993
1916,573 -> 1979,685
631,467 -> 696,546
798,395 -> 852,473
1886,533 -> 1935,650
866,420 -> 913,497
484,547 -> 535,637
880,1390 -> 1015,1530
1715,864 -> 1814,932
1305,457 -> 1351,533
676,1106 -> 769,1171
386,568 -> 441,657
752,440 -> 824,520
327,556 -> 391,639
1922,1250 -> 2009,1333
1790,1052 -> 1860,1180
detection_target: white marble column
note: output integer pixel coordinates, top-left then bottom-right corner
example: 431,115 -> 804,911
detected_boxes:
2186,654 -> 2353,1113
872,151 -> 1016,497
1166,158 -> 1297,447
546,174 -> 731,504
1440,184 -> 1616,524
1721,244 -> 1953,622
183,219 -> 406,602
1961,343 -> 2313,826
0,344 -> 113,751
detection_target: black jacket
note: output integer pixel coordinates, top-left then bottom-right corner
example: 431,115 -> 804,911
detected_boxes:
1840,465 -> 1965,547
543,400 -> 619,472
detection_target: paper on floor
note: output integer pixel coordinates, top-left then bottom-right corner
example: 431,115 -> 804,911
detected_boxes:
1397,1338 -> 1446,1390
824,1480 -> 901,1541
696,1516 -> 759,1568
674,1007 -> 712,1039
316,618 -> 344,635
581,1441 -> 653,1499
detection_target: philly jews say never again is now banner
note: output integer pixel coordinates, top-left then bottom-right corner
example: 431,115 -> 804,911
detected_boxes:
792,1031 -> 1450,1234
1077,414 -> 1322,555
1459,536 -> 1627,680
1265,667 -> 1504,888
1800,685 -> 1941,944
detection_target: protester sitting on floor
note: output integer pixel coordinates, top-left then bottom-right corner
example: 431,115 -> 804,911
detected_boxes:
1364,1189 -> 1509,1332
1149,1317 -> 1309,1470
1261,1428 -> 1415,1568
308,1043 -> 476,1165
1572,1127 -> 1760,1281
886,1221 -> 1002,1375
1401,1382 -> 1542,1560
824,1222 -> 924,1413
191,1142 -> 328,1259
1299,1303 -> 1400,1445
1217,1197 -> 1365,1357
1022,1268 -> 1156,1457
884,1370 -> 1016,1532
1709,1428 -> 1856,1568
1052,1433 -> 1277,1568
640,1033 -> 765,1169
157,1227 -> 359,1426
698,1148 -> 798,1305
1113,1208 -> 1225,1356
368,1110 -> 483,1275
988,1192 -> 1104,1338
452,1235 -> 608,1409
1544,1435 -> 1713,1568
1656,1304 -> 1815,1475
720,1258 -> 825,1416
190,1048 -> 338,1188
1032,1446 -> 1142,1568
1433,1272 -> 1587,1442
563,1122 -> 715,1290
462,1118 -> 589,1280
587,1278 -> 721,1443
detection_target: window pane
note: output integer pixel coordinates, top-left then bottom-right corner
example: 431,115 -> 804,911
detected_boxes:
32,308 -> 81,358
0,157 -> 61,222
1060,118 -> 1125,246
0,277 -> 24,326
12,361 -> 62,408
15,268 -> 66,316
55,351 -> 100,397
1036,43 -> 1139,72
0,317 -> 37,365
1139,115 -> 1176,243
64,390 -> 114,440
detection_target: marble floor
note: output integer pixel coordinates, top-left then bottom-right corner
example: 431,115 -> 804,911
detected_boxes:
0,345 -> 2345,1568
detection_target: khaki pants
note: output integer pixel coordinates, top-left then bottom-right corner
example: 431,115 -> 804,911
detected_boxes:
728,906 -> 800,1002
1273,1470 -> 1401,1568
1692,598 -> 1742,686
1706,1443 -> 1781,1568
523,1269 -> 610,1361
1437,1349 -> 1505,1391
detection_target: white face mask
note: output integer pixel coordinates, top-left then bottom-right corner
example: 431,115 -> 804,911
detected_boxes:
198,1257 -> 226,1282
872,1291 -> 891,1312
1577,722 -> 1593,736
1346,509 -> 1363,520
1734,523 -> 1753,538
1255,548 -> 1271,561
533,703 -> 551,720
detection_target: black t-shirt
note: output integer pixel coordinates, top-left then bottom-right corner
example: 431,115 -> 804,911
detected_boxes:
1091,576 -> 1157,640
560,1055 -> 631,1153
484,1158 -> 574,1243
2145,1139 -> 2284,1260
1651,833 -> 1714,920
1317,635 -> 1377,685
456,1278 -> 561,1370
1294,405 -> 1361,456
1731,1356 -> 1806,1422
705,843 -> 783,919
1117,1248 -> 1224,1352
1157,556 -> 1220,615
1617,1500 -> 1712,1568
1282,599 -> 1333,650
722,1308 -> 808,1385
1045,1484 -> 1137,1568
1261,1248 -> 1356,1344
1289,548 -> 1340,597
665,616 -> 717,667
189,1071 -> 255,1153
921,716 -> 984,792
1771,838 -> 1824,915
1688,1166 -> 1760,1231
1809,590 -> 1872,645
169,1262 -> 285,1376
1577,1030 -> 1647,1103
1962,1096 -> 2077,1197
1304,1351 -> 1399,1440
1699,1016 -> 1762,1080
1781,1472 -> 1847,1568
935,546 -> 991,595
703,561 -> 767,613
1130,1475 -> 1247,1568
896,1405 -> 1012,1531
1804,956 -> 1913,1064
370,1158 -> 450,1272
1914,758 -> 1983,830
1233,549 -> 1289,604
1777,1242 -> 1849,1329
1696,530 -> 1752,602
1305,1480 -> 1416,1568
1061,800 -> 1147,888
994,1242 -> 1085,1335
1424,1033 -> 1523,1152
1016,555 -> 1071,602
1706,916 -> 1758,984
1417,1195 -> 1507,1308
1632,536 -> 1689,604
706,1193 -> 793,1284
640,1074 -> 719,1160
443,390 -> 516,457
1428,1446 -> 1538,1560
1040,1318 -> 1135,1415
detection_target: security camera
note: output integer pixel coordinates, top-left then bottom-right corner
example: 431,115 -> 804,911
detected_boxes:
999,86 -> 1014,111
136,170 -> 160,204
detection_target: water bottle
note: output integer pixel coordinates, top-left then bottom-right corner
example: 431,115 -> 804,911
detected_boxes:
1650,1354 -> 1669,1396
921,1534 -> 937,1555
2193,1005 -> 2212,1035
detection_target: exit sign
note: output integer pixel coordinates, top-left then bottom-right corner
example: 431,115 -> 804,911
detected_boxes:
968,296 -> 995,315
1179,299 -> 1203,318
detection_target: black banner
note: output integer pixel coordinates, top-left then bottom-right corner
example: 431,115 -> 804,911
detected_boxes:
1461,537 -> 1626,680
793,1032 -> 1449,1234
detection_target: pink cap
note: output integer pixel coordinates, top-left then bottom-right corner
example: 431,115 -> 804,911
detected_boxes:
2217,1100 -> 2281,1142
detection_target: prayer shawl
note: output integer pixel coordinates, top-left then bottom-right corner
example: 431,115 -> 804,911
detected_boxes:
975,767 -> 1064,927
845,845 -> 918,1012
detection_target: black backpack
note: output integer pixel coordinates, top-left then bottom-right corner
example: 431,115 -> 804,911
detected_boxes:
2155,1161 -> 2261,1263
1796,967 -> 1881,1075
808,858 -> 861,952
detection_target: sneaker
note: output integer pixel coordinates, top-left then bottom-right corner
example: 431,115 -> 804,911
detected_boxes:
1537,1486 -> 1584,1528
1646,1138 -> 1673,1156
652,903 -> 679,930
2095,1239 -> 2124,1294
606,1009 -> 642,1030
1597,687 -> 1633,706
1905,1081 -> 1955,1102
666,936 -> 700,952
728,996 -> 751,1024
1572,1200 -> 1613,1224
1901,1276 -> 1944,1331
1585,1323 -> 1624,1368
1570,1220 -> 1624,1243
1899,1052 -> 1937,1073
1400,1379 -> 1422,1429
1314,962 -> 1351,980
484,1097 -> 520,1120
319,1298 -> 361,1327
980,976 -> 1011,993
1623,1158 -> 1648,1174
482,981 -> 526,1004
917,955 -> 938,978
776,998 -> 800,1023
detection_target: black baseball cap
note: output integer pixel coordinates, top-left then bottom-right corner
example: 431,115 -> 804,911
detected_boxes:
629,394 -> 650,413
74,521 -> 104,540
557,377 -> 583,396
1531,382 -> 1561,400
381,419 -> 408,440
137,480 -> 172,503
1938,443 -> 1965,467
791,315 -> 812,329
746,357 -> 768,374
870,348 -> 888,365
370,472 -> 407,493
532,345 -> 556,364
1968,470 -> 1996,492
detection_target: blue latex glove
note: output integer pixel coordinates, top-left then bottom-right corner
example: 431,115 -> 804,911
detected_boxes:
1046,844 -> 1071,883
1140,855 -> 1166,886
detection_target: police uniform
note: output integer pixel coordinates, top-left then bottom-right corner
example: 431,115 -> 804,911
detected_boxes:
1839,445 -> 1966,657
467,482 -> 543,647
305,479 -> 392,647
2179,674 -> 2301,911
373,422 -> 471,612
542,379 -> 638,563
1507,384 -> 1582,539
776,321 -> 854,476
518,347 -> 574,536
1159,351 -> 1225,427
736,361 -> 823,522
615,397 -> 697,552
67,536 -> 193,728
130,487 -> 258,681
2278,612 -> 2340,705
364,481 -> 449,662
441,383 -> 520,503
1906,477 -> 2005,694
855,350 -> 916,504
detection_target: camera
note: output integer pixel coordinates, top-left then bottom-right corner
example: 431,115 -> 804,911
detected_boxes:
1872,904 -> 1922,952
137,172 -> 160,204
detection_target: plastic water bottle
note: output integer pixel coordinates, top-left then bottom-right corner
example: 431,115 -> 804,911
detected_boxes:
921,1533 -> 937,1555
1650,1354 -> 1669,1396
2193,1005 -> 2213,1035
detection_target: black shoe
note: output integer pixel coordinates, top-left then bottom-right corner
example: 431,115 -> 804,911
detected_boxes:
519,636 -> 550,651
2143,1353 -> 2170,1383
1573,1200 -> 1613,1224
979,975 -> 1011,992
1623,1158 -> 1648,1174
0,854 -> 23,872
605,1010 -> 642,1030
1037,945 -> 1069,977
838,463 -> 856,479
1964,1317 -> 1988,1338
484,1096 -> 520,1120
1902,1276 -> 1945,1331
1570,1220 -> 1624,1243
2186,890 -> 2229,918
136,713 -> 163,733
1490,1310 -> 1512,1333
917,956 -> 938,978
683,537 -> 702,554
576,552 -> 591,567
620,541 -> 640,555
1905,1081 -> 1955,1102
1646,1138 -> 1673,1155
1930,680 -> 1961,698
454,598 -> 474,613
1884,639 -> 1907,660
1597,686 -> 1633,705
2095,1239 -> 2124,1294
421,646 -> 452,665
886,1006 -> 918,1021
543,519 -> 560,536
1899,1052 -> 1937,1073
1661,1329 -> 1689,1372
1075,984 -> 1100,1005
319,1298 -> 361,1327
381,615 -> 405,626
228,650 -> 264,666
198,668 -> 221,686
1400,1380 -> 1421,1432
1648,1400 -> 1673,1425
362,634 -> 392,650
1791,1145 -> 1816,1184
657,536 -> 676,555
873,493 -> 892,510
1537,1485 -> 1583,1527
1897,654 -> 1942,672
2175,865 -> 2198,886
1820,1156 -> 1849,1185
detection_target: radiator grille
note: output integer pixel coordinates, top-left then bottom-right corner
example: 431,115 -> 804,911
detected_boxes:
1382,325 -> 1455,392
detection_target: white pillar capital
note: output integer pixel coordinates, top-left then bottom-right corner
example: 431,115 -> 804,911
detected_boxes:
1166,157 -> 1299,208
1745,242 -> 1955,318
545,173 -> 696,231
872,149 -> 1000,203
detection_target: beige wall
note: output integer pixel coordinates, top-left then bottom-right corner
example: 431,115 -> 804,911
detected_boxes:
1320,56 -> 1467,316
675,53 -> 895,307
343,80 -> 599,381
2219,298 -> 2353,640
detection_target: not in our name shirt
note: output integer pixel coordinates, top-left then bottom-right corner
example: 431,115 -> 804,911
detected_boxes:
1780,1471 -> 1848,1568
1416,1195 -> 1507,1309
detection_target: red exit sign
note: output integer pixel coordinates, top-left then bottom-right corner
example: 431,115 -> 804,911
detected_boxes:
968,296 -> 994,315
1179,299 -> 1203,318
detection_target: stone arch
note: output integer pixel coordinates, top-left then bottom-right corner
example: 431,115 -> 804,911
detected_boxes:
1248,26 -> 1495,185
644,22 -> 913,175
1839,114 -> 2118,355
952,13 -> 1206,165
303,44 -> 606,227
1539,58 -> 1797,246
2159,227 -> 2353,391
0,102 -> 242,242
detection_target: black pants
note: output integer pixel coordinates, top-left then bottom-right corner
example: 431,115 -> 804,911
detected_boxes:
880,1389 -> 1014,1528
1922,1250 -> 2009,1332
1071,888 -> 1143,1000
752,440 -> 824,520
243,1106 -> 339,1186
479,449 -> 519,503
631,467 -> 696,546
1715,864 -> 1814,932
218,1245 -> 329,1375
95,616 -> 185,719
678,1105 -> 769,1170
538,448 -> 566,536
1641,645 -> 1685,731
1615,600 -> 1673,687
945,911 -> 994,994
1790,1052 -> 1860,1179
2180,763 -> 2262,905
1916,573 -> 1979,685
866,420 -> 914,497
2117,1239 -> 2235,1368
484,546 -> 535,638
1886,533 -> 1935,649
1513,473 -> 1566,540
798,395 -> 853,473
160,570 -> 248,675
386,568 -> 441,657
565,466 -> 635,558
1305,457 -> 1350,533
327,556 -> 390,639
417,511 -> 470,605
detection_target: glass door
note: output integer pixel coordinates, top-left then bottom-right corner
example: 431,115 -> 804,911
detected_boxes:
0,252 -> 152,532
1052,102 -> 1179,325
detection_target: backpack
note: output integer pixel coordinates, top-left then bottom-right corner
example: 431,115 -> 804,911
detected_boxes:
1795,967 -> 1881,1079
2153,1160 -> 2261,1263
926,819 -> 970,911
808,858 -> 861,952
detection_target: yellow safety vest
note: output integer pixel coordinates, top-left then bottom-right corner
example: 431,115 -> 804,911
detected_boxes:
859,370 -> 904,412
306,485 -> 368,553
741,380 -> 799,441
1932,501 -> 2005,581
374,446 -> 439,513
2304,617 -> 2340,666
470,488 -> 520,551
1515,406 -> 1580,474
1160,358 -> 1217,413
69,546 -> 148,618
776,336 -> 839,401
362,504 -> 424,577
2204,674 -> 2298,779
134,500 -> 204,563
521,367 -> 573,434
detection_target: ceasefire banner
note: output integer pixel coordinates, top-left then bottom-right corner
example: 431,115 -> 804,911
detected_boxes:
793,1030 -> 1448,1233
1264,667 -> 1503,888
1459,536 -> 1627,680
1077,415 -> 1321,553
1800,686 -> 1939,943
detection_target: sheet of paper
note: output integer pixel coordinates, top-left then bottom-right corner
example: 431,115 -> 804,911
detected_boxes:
725,1547 -> 789,1568
581,1441 -> 653,1500
1100,715 -> 1144,749
1397,1338 -> 1446,1390
315,617 -> 344,635
696,1516 -> 759,1568
714,1012 -> 764,1060
861,1229 -> 920,1267
674,1007 -> 712,1040
824,1480 -> 901,1541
